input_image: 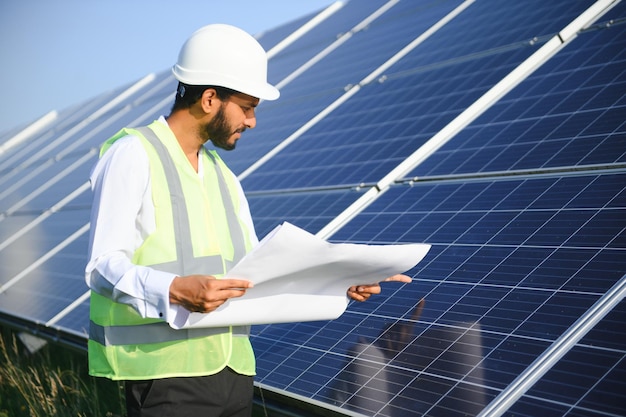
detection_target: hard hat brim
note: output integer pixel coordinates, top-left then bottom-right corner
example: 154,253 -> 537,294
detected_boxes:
172,65 -> 280,101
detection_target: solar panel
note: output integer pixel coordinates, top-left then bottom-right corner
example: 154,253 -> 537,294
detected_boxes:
502,294 -> 626,416
0,0 -> 624,416
0,71 -> 178,324
251,171 -> 625,416
246,187 -> 368,238
259,0 -> 390,83
411,7 -> 626,177
247,1 -> 626,415
219,0 -> 477,176
239,0 -> 598,191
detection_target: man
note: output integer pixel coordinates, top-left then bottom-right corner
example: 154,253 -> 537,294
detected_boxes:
86,24 -> 411,417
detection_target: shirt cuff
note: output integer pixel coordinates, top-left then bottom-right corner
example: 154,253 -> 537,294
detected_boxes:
144,269 -> 179,323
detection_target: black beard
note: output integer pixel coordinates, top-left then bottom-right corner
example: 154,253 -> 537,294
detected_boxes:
202,104 -> 237,151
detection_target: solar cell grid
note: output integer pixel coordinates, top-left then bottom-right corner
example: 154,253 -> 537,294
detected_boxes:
244,66 -> 493,186
0,154 -> 95,214
508,297 -> 626,416
2,263 -> 87,323
246,187 -> 365,238
229,1 -> 471,183
579,298 -> 626,352
0,208 -> 90,288
262,0 -> 390,83
52,300 -> 90,336
251,170 -> 626,415
0,106 -> 91,169
410,15 -> 626,177
282,1 -> 464,97
0,81 -> 139,169
0,129 -> 58,176
256,13 -> 317,54
242,0 -> 597,192
0,73 -> 175,218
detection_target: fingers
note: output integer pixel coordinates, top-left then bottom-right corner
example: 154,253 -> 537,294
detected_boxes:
347,274 -> 413,302
170,275 -> 253,313
215,278 -> 254,291
347,284 -> 381,302
383,274 -> 412,283
355,284 -> 382,295
347,287 -> 368,302
198,279 -> 253,312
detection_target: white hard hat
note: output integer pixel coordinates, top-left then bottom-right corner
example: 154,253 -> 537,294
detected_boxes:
172,24 -> 280,101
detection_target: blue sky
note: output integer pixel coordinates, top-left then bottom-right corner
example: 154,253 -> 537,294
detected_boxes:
0,0 -> 333,135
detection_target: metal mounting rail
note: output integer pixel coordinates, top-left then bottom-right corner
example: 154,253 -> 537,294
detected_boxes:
477,273 -> 626,417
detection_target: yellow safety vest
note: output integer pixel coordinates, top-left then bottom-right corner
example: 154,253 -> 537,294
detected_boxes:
88,121 -> 256,380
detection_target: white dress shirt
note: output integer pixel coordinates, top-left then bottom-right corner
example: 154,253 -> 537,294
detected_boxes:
85,117 -> 258,325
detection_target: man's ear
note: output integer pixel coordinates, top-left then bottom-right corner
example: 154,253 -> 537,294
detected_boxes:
200,88 -> 218,114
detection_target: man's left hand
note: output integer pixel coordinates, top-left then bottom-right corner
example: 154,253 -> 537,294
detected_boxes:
347,274 -> 412,302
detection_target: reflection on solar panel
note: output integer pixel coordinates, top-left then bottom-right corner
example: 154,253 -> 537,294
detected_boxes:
0,0 -> 625,416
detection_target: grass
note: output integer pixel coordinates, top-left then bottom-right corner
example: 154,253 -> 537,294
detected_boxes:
0,326 -> 326,417
0,327 -> 124,417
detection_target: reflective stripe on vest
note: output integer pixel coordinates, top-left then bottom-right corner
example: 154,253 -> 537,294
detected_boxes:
90,319 -> 250,346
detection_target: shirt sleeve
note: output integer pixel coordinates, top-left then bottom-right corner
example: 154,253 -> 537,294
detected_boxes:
85,135 -> 181,323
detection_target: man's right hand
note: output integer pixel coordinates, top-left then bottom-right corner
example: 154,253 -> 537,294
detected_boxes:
169,275 -> 253,313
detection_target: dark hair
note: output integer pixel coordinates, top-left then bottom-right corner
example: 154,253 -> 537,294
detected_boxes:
170,83 -> 237,113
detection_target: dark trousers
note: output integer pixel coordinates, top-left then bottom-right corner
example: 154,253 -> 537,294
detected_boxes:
125,367 -> 254,417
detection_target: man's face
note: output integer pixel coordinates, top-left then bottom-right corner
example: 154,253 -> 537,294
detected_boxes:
202,102 -> 236,150
201,92 -> 259,151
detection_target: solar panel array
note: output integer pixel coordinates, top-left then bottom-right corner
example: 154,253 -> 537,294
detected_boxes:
0,1 -> 624,416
